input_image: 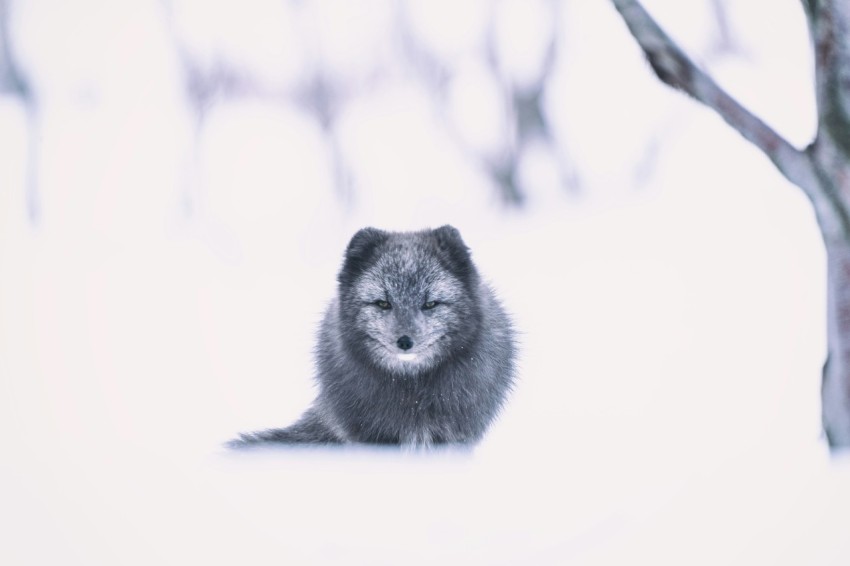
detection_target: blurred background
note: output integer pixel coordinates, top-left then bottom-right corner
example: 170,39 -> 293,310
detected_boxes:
1,0 -> 849,564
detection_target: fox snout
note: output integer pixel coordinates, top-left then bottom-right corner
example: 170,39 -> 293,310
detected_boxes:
396,335 -> 414,351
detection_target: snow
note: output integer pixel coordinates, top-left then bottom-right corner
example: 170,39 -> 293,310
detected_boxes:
1,1 -> 848,565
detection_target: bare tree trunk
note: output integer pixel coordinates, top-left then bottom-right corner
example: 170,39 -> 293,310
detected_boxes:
824,240 -> 850,446
610,0 -> 850,450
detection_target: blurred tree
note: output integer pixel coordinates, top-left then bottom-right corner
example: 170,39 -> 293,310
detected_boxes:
0,1 -> 20,93
165,0 -> 580,211
612,0 -> 850,450
489,0 -> 580,203
0,0 -> 37,222
707,0 -> 735,56
400,0 -> 578,206
163,0 -> 383,214
1,0 -> 737,224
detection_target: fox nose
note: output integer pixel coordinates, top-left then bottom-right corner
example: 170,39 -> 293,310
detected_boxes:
396,335 -> 414,351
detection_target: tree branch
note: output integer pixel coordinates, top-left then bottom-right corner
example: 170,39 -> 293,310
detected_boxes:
610,0 -> 822,202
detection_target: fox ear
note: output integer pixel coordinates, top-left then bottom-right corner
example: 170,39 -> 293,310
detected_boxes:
433,225 -> 476,280
339,227 -> 388,286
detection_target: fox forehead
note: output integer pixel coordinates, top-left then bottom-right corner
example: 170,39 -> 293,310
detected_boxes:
354,254 -> 465,303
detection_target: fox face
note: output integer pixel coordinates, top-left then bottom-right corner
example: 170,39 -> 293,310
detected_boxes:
337,226 -> 482,375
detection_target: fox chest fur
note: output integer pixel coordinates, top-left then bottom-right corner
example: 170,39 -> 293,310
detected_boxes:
315,294 -> 511,445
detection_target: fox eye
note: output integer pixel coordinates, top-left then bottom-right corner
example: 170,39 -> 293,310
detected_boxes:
422,301 -> 438,310
375,300 -> 391,310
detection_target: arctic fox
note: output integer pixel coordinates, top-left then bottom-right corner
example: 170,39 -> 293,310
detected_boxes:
231,225 -> 516,448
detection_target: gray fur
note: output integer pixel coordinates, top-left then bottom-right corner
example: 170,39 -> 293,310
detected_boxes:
230,225 -> 516,448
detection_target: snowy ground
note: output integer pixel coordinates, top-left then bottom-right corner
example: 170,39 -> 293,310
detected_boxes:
2,1 -> 849,564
